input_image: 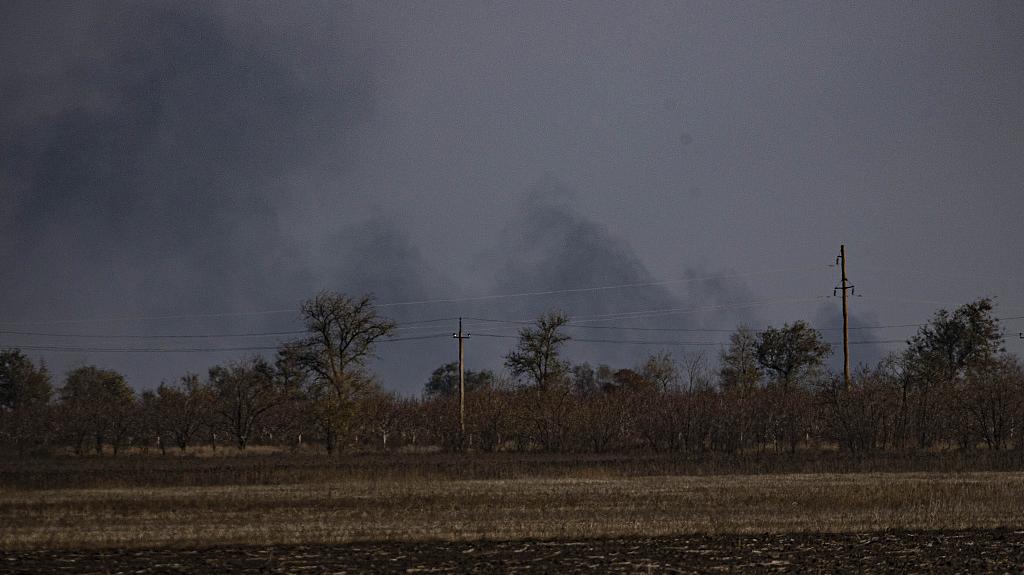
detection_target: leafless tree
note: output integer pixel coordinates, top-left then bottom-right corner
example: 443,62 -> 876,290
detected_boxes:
961,355 -> 1023,450
154,373 -> 212,453
0,349 -> 53,455
505,311 -> 571,390
288,291 -> 396,453
209,357 -> 283,450
59,366 -> 135,456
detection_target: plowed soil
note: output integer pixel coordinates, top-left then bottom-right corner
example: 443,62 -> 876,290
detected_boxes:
4,529 -> 1022,573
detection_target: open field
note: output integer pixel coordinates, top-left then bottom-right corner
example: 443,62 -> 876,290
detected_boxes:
4,468 -> 1024,549
5,454 -> 1024,570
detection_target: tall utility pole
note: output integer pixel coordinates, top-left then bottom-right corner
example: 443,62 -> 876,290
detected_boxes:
835,245 -> 854,390
453,318 -> 470,443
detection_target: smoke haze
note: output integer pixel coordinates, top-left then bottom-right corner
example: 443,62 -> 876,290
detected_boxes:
2,2 -> 1022,392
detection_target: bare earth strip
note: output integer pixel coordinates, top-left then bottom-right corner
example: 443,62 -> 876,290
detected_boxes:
2,531 -> 1024,573
3,473 -> 1024,549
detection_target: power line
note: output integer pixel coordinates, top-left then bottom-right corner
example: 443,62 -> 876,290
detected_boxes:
378,333 -> 454,343
7,323 -> 1009,353
857,295 -> 969,308
0,267 -> 829,326
391,318 -> 465,332
557,297 -> 832,323
463,297 -> 832,329
438,297 -> 832,336
13,344 -> 285,353
563,324 -> 736,333
464,317 -> 936,333
472,333 -> 905,347
0,316 -> 460,340
475,333 -> 723,346
0,329 -> 307,340
372,265 -> 831,308
3,309 -> 1020,344
0,308 -> 301,326
5,333 -> 453,353
4,292 -> 1022,351
855,264 -> 1011,285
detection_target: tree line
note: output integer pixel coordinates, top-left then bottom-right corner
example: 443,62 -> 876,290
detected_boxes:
1,293 -> 1021,456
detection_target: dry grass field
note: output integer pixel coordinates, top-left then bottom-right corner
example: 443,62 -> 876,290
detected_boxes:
3,464 -> 1024,549
4,454 -> 1024,572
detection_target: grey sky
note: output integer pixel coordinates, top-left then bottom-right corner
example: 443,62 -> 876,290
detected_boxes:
2,1 -> 1022,393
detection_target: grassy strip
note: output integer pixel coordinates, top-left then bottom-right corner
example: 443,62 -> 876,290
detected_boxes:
2,473 -> 1024,549
4,450 -> 1024,490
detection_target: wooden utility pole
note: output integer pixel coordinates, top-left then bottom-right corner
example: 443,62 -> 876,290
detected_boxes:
453,318 -> 470,444
835,245 -> 854,390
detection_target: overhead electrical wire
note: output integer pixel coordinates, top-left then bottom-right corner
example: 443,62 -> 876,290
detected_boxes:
444,297 -> 830,336
466,317 -> 931,333
460,297 -> 832,330
1,271 -> 1020,353
0,329 -> 308,340
0,316 -> 462,340
6,311 -> 1020,342
472,333 -> 906,347
8,333 -> 454,353
371,265 -> 831,307
0,296 -> 831,340
0,308 -> 302,326
0,265 -> 830,326
3,304 -> 1022,349
13,344 -> 286,353
551,297 -> 832,323
855,264 -> 1011,285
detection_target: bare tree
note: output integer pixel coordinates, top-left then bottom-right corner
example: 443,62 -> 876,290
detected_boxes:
818,364 -> 901,455
528,383 -> 576,451
357,389 -> 411,451
155,374 -> 212,453
755,321 -> 831,453
640,351 -> 680,392
289,291 -> 396,453
467,377 -> 515,452
717,327 -> 765,452
209,357 -> 283,450
59,366 -> 135,456
719,326 -> 763,393
0,349 -> 53,455
504,311 -> 571,390
962,355 -> 1023,450
424,362 -> 495,398
576,390 -> 625,452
